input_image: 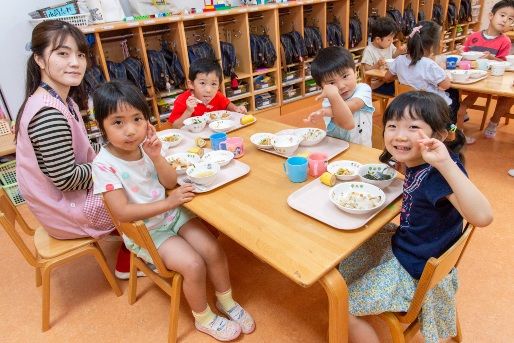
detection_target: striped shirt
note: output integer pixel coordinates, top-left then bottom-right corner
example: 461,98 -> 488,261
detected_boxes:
27,107 -> 100,191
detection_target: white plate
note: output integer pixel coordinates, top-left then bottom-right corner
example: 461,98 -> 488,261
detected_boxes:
250,132 -> 275,149
329,182 -> 386,215
165,152 -> 201,174
158,132 -> 183,147
295,128 -> 327,146
327,160 -> 362,181
201,150 -> 234,167
209,119 -> 235,133
203,110 -> 234,123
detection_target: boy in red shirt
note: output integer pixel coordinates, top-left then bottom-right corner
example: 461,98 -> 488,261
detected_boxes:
457,0 -> 514,141
168,58 -> 246,127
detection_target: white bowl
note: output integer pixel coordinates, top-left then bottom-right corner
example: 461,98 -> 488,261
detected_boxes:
209,119 -> 235,133
183,116 -> 207,133
204,110 -> 233,123
461,51 -> 485,60
327,160 -> 362,181
166,152 -> 201,175
250,132 -> 275,149
358,163 -> 397,189
329,182 -> 386,215
295,128 -> 327,146
159,132 -> 183,147
271,134 -> 302,156
201,150 -> 234,167
468,69 -> 487,79
449,70 -> 470,83
506,55 -> 514,65
186,162 -> 220,186
489,61 -> 510,76
385,58 -> 395,69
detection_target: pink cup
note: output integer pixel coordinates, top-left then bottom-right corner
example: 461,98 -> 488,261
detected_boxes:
220,137 -> 244,158
459,61 -> 471,70
308,152 -> 328,177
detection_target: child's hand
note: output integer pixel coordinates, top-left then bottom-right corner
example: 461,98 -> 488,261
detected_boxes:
142,123 -> 162,160
455,44 -> 464,54
397,44 -> 407,54
482,51 -> 494,60
317,84 -> 340,99
167,184 -> 195,208
235,105 -> 247,114
186,95 -> 202,112
417,130 -> 451,168
304,108 -> 331,123
376,58 -> 386,69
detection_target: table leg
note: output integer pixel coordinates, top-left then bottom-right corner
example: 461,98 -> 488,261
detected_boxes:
319,268 -> 349,343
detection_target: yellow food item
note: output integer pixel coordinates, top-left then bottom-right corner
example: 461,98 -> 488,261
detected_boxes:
336,167 -> 354,176
194,170 -> 215,178
320,172 -> 336,186
188,146 -> 204,157
240,114 -> 256,125
195,137 -> 207,148
471,61 -> 478,69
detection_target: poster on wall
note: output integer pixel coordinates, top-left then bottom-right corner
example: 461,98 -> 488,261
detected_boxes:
0,85 -> 12,121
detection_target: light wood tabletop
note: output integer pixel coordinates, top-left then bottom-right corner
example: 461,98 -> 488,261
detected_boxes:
179,118 -> 402,343
364,67 -> 514,97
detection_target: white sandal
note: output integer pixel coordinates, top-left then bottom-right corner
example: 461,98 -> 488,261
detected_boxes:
216,301 -> 256,334
195,315 -> 241,341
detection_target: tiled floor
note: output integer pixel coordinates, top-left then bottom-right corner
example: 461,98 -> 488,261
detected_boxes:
1,101 -> 513,342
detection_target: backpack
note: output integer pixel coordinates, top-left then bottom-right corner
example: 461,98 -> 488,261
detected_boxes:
161,41 -> 185,87
280,33 -> 296,65
403,5 -> 416,36
288,31 -> 308,62
220,41 -> 237,77
304,26 -> 322,57
84,65 -> 105,95
349,16 -> 362,49
432,3 -> 443,25
459,0 -> 472,23
387,8 -> 403,33
187,42 -> 215,64
447,1 -> 457,27
122,57 -> 147,95
418,8 -> 426,22
327,21 -> 345,47
250,34 -> 277,69
146,50 -> 170,91
106,60 -> 127,81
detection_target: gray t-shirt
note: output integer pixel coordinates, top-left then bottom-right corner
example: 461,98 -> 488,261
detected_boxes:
361,43 -> 397,66
389,55 -> 451,105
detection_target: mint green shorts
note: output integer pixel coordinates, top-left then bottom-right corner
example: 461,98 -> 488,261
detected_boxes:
122,207 -> 196,264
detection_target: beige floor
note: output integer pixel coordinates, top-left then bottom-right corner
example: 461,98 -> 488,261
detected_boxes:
1,101 -> 513,343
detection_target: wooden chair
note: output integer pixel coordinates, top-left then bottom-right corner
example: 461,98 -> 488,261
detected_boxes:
377,223 -> 476,343
394,80 -> 415,96
103,199 -> 183,343
360,64 -> 394,114
459,92 -> 494,130
0,189 -> 122,331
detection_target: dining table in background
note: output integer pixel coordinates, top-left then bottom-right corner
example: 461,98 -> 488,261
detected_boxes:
177,118 -> 402,343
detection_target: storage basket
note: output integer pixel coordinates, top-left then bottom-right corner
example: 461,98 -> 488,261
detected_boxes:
0,120 -> 11,136
29,13 -> 90,28
0,160 -> 17,185
3,183 -> 25,206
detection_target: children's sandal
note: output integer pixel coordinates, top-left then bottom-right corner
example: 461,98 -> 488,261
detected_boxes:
216,301 -> 256,334
195,315 -> 241,341
484,122 -> 498,139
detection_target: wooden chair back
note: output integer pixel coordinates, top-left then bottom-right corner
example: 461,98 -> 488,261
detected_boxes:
394,80 -> 415,96
397,223 -> 475,324
0,189 -> 38,267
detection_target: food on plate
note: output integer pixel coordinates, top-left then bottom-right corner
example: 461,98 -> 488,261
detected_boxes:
188,146 -> 204,157
193,170 -> 216,178
320,172 -> 336,186
195,137 -> 207,148
336,167 -> 354,176
160,134 -> 181,142
259,137 -> 271,145
337,191 -> 383,210
362,168 -> 393,181
168,157 -> 193,170
240,114 -> 256,125
209,111 -> 231,120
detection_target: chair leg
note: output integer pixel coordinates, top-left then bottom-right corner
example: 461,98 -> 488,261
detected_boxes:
453,312 -> 463,342
506,116 -> 510,125
91,242 -> 122,297
378,313 -> 406,343
41,265 -> 52,332
36,266 -> 42,287
128,252 -> 138,305
480,95 -> 492,130
168,273 -> 183,343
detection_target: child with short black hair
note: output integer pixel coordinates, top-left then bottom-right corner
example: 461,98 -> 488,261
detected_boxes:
93,80 -> 255,341
168,58 -> 246,127
361,16 -> 406,95
305,46 -> 375,147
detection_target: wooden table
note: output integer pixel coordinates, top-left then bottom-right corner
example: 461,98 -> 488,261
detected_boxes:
0,133 -> 15,157
181,119 -> 402,342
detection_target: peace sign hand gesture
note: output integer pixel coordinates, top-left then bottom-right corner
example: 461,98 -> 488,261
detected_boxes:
417,130 -> 451,168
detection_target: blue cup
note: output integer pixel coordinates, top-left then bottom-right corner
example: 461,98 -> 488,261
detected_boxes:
283,156 -> 308,183
210,132 -> 227,150
446,56 -> 458,70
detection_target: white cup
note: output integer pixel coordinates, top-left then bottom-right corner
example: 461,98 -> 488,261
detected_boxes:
489,61 -> 508,76
476,59 -> 490,71
451,70 -> 470,83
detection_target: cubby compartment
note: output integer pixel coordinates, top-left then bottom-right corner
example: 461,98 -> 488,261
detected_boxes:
348,0 -> 368,50
419,0 -> 434,21
325,0 -> 348,49
282,84 -> 302,103
248,9 -> 280,73
303,3 -> 327,54
225,77 -> 251,101
282,65 -> 302,85
279,5 -> 305,67
304,79 -> 321,96
254,72 -> 276,91
183,17 -> 220,71
255,90 -> 277,110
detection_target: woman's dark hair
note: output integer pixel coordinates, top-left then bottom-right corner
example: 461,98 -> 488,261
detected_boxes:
311,46 -> 355,86
379,91 -> 465,165
16,20 -> 89,138
188,58 -> 223,83
492,0 -> 514,14
370,17 -> 399,40
93,81 -> 151,137
407,20 -> 441,66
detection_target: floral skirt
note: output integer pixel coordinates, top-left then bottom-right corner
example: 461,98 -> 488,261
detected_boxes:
338,224 -> 459,343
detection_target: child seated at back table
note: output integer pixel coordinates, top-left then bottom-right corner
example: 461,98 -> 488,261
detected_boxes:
93,81 -> 255,341
168,58 -> 247,128
304,46 -> 375,147
361,16 -> 406,96
457,0 -> 514,140
339,91 -> 493,343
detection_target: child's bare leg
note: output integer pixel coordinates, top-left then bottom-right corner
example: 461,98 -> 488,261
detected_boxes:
489,96 -> 513,124
158,236 -> 208,312
349,315 -> 380,343
179,218 -> 231,292
457,93 -> 479,127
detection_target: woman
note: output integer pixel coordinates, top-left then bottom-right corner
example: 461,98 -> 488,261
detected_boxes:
15,20 -> 132,279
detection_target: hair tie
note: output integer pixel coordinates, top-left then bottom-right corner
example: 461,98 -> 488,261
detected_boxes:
449,124 -> 457,132
408,25 -> 423,38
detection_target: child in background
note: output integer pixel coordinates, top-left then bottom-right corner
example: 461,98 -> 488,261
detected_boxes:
305,46 -> 375,147
457,0 -> 514,140
361,16 -> 406,96
384,21 -> 458,123
168,58 -> 247,127
92,81 -> 254,341
339,91 -> 493,343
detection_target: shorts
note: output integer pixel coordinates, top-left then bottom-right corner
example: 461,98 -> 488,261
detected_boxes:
122,207 -> 196,264
374,81 -> 395,96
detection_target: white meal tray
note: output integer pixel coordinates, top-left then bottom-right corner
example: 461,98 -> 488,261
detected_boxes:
176,158 -> 250,193
287,178 -> 403,230
156,129 -> 197,157
182,112 -> 257,139
257,129 -> 350,160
